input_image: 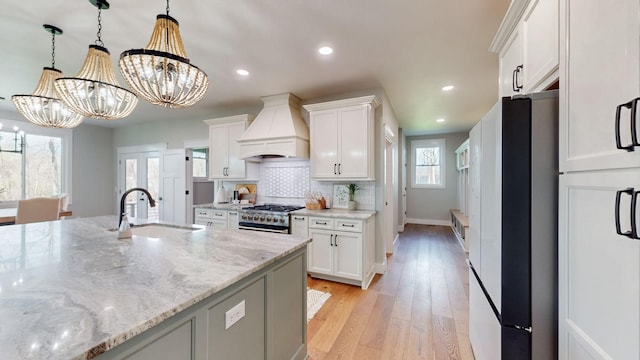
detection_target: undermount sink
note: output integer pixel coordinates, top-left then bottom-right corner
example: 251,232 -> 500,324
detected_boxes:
108,223 -> 204,238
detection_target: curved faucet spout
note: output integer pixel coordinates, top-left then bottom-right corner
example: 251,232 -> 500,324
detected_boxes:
119,187 -> 157,227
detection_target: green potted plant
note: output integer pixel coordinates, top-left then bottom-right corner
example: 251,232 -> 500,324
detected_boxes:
347,183 -> 359,211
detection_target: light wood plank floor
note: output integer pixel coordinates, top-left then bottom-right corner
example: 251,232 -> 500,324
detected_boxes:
307,224 -> 473,360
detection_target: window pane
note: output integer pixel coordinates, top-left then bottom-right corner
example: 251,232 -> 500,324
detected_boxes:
147,157 -> 159,222
416,147 -> 440,166
0,151 -> 22,201
416,165 -> 441,185
192,148 -> 207,178
25,134 -> 62,198
124,159 -> 138,216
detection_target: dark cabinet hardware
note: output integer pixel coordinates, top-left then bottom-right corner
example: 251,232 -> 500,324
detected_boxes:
334,163 -> 337,175
615,188 -> 635,238
615,98 -> 640,151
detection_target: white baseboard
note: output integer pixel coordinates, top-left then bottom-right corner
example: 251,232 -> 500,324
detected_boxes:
406,218 -> 450,226
398,224 -> 405,232
375,260 -> 387,274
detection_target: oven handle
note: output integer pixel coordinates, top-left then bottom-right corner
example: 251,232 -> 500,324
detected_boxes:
238,225 -> 289,234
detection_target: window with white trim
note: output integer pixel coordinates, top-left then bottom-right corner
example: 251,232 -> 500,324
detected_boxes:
0,119 -> 72,202
192,147 -> 208,178
411,138 -> 445,189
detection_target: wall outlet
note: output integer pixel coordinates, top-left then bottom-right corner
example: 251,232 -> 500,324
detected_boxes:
225,300 -> 245,330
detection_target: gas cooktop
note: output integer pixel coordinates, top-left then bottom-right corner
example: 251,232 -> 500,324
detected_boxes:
241,204 -> 304,213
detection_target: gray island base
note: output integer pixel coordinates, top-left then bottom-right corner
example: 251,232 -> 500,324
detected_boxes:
0,216 -> 310,360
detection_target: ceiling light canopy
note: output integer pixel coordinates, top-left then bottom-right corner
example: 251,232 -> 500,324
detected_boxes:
11,25 -> 83,128
55,0 -> 138,120
236,69 -> 250,76
436,118 -> 445,123
442,85 -> 454,91
119,0 -> 209,108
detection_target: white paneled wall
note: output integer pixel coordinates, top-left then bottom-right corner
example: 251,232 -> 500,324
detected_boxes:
219,159 -> 375,210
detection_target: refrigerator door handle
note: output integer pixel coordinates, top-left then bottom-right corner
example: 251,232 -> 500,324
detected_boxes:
615,188 -> 634,238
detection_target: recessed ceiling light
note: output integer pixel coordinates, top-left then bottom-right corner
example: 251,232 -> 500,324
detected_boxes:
436,118 -> 446,123
318,46 -> 334,55
236,69 -> 250,76
442,85 -> 454,91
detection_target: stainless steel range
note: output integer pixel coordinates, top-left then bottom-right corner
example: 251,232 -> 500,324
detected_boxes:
238,204 -> 304,233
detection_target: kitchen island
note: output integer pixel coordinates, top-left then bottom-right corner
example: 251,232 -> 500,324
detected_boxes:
0,216 -> 310,360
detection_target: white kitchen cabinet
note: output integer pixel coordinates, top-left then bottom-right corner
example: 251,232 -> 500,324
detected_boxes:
306,215 -> 375,289
559,1 -> 640,359
291,215 -> 308,237
227,210 -> 239,230
204,115 -> 255,180
303,96 -> 379,181
559,0 -> 640,172
559,171 -> 640,360
492,0 -> 558,97
194,208 -> 228,229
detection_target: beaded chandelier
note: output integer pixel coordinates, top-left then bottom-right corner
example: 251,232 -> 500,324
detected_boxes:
119,0 -> 208,108
11,25 -> 83,128
55,0 -> 138,120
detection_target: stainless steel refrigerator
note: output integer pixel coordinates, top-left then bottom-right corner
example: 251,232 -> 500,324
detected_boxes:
468,90 -> 558,360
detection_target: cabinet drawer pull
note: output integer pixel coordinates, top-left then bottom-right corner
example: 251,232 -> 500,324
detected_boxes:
330,234 -> 334,246
615,98 -> 640,151
615,188 -> 634,238
315,221 -> 327,225
514,64 -> 523,91
338,163 -> 342,174
632,190 -> 640,240
334,163 -> 337,175
512,68 -> 518,92
229,212 -> 237,215
341,224 -> 355,228
294,217 -> 305,220
214,213 -> 223,217
334,234 -> 338,246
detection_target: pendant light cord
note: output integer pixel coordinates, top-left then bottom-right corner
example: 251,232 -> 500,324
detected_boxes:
51,30 -> 56,69
95,6 -> 104,47
166,0 -> 170,16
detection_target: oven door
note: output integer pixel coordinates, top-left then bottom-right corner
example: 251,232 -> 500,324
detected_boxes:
238,222 -> 289,234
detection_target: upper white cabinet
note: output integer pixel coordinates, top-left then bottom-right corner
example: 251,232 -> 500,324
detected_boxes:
559,1 -> 640,359
303,96 -> 380,180
204,114 -> 255,179
491,0 -> 558,97
559,0 -> 640,172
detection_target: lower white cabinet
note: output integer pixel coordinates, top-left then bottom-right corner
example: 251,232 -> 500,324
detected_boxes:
227,211 -> 239,230
306,215 -> 375,289
194,208 -> 229,229
290,215 -> 308,238
559,170 -> 640,359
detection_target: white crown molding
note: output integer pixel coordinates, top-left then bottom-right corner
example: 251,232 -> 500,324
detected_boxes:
203,114 -> 255,126
489,0 -> 531,53
302,95 -> 380,112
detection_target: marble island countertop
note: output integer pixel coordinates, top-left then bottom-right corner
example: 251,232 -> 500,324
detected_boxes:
0,216 -> 310,360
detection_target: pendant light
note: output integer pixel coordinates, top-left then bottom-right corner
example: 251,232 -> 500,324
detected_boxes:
11,25 -> 83,129
119,0 -> 208,108
55,0 -> 138,120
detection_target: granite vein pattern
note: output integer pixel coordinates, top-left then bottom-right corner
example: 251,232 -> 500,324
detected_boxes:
291,208 -> 376,220
0,216 -> 310,360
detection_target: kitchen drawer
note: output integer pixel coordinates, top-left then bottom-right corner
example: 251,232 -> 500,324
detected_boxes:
210,210 -> 228,220
195,208 -> 212,218
335,219 -> 363,233
308,217 -> 334,230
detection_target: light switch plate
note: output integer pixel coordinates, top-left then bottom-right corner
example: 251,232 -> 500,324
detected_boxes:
225,300 -> 245,330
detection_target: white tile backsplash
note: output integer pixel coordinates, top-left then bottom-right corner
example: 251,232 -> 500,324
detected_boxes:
217,159 -> 376,210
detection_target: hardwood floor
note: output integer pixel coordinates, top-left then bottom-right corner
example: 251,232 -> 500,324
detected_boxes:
307,224 -> 473,360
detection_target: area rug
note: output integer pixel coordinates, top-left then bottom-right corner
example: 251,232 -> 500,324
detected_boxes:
307,288 -> 331,323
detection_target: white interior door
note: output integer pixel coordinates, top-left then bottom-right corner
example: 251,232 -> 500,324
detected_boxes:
159,149 -> 187,225
119,151 -> 160,221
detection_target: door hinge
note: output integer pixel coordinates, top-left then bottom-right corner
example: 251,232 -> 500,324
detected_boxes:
185,190 -> 190,195
185,156 -> 190,161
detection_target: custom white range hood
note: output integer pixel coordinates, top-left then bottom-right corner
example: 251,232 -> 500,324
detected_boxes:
237,93 -> 310,159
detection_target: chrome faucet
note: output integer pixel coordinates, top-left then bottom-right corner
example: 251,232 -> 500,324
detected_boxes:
119,187 -> 157,228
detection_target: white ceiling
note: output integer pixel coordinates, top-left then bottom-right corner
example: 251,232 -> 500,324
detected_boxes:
0,0 -> 509,135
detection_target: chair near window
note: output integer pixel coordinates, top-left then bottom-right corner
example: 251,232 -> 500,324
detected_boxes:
15,197 -> 60,224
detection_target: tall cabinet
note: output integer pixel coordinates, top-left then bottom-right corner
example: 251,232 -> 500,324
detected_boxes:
204,114 -> 255,180
559,1 -> 640,359
303,96 -> 379,180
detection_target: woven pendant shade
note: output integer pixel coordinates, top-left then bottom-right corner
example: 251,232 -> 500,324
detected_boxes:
12,68 -> 83,128
119,15 -> 208,108
55,45 -> 138,120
